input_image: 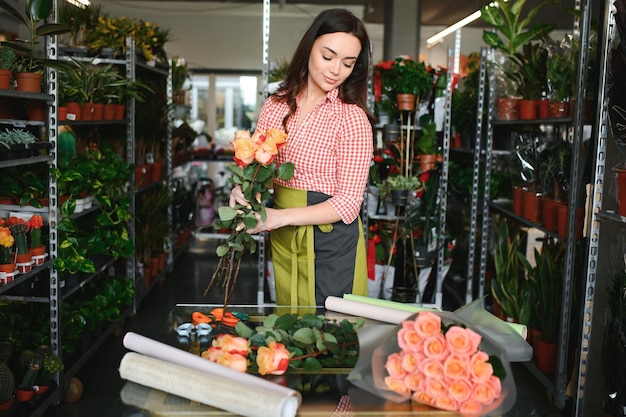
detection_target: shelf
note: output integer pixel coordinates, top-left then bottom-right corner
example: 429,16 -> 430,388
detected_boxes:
61,256 -> 119,300
488,200 -> 563,240
491,117 -> 572,126
0,89 -> 53,103
0,154 -> 53,168
596,210 -> 626,223
0,118 -> 45,127
60,119 -> 128,127
0,259 -> 52,296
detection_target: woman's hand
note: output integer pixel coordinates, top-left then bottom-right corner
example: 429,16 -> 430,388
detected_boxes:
229,185 -> 251,209
247,207 -> 282,234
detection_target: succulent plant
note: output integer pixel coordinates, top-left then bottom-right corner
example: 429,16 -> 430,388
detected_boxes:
18,352 -> 42,390
0,362 -> 14,404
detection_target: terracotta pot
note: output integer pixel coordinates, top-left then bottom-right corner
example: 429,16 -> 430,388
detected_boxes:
15,388 -> 35,402
36,384 -> 50,395
0,69 -> 11,89
538,99 -> 550,118
29,245 -> 46,257
396,94 -> 416,111
58,106 -> 68,121
542,198 -> 563,232
114,104 -> 126,120
25,100 -> 46,122
0,263 -> 16,273
65,102 -> 81,121
548,100 -> 570,118
0,398 -> 14,411
151,160 -> 164,182
16,253 -> 33,273
518,99 -> 538,120
14,72 -> 42,93
81,102 -> 95,120
557,205 -> 584,240
614,167 -> 626,217
496,97 -> 519,120
419,154 -> 439,172
534,338 -> 557,374
92,103 -> 104,120
0,197 -> 16,204
103,103 -> 116,120
522,189 -> 542,223
513,186 -> 524,216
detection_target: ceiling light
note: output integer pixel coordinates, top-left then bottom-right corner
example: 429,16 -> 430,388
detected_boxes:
426,10 -> 482,46
66,0 -> 90,8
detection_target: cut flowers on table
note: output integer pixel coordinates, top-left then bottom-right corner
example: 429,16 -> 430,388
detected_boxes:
204,129 -> 294,309
200,313 -> 364,376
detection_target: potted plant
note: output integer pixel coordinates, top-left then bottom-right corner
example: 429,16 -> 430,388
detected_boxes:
0,128 -> 39,160
539,138 -> 571,231
403,171 -> 439,268
0,0 -> 70,91
379,174 -> 424,208
509,41 -> 549,119
58,1 -> 101,49
34,353 -> 63,393
388,56 -> 432,111
0,226 -> 15,274
529,238 -> 564,373
415,113 -> 442,172
481,0 -> 557,119
0,46 -> 16,89
546,35 -> 577,117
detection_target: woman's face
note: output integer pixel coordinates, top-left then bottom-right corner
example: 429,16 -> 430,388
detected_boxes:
307,32 -> 361,93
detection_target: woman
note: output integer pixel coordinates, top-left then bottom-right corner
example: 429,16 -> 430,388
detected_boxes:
231,8 -> 375,306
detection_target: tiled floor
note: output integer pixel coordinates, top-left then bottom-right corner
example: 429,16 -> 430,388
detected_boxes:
41,234 -> 570,417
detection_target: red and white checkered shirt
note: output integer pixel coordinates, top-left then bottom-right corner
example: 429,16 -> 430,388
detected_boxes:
256,88 -> 373,224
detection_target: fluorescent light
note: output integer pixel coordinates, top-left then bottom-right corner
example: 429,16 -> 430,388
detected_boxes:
66,0 -> 90,8
426,10 -> 482,45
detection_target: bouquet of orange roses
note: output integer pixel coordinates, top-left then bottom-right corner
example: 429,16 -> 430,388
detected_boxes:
204,128 -> 293,308
348,310 -> 516,416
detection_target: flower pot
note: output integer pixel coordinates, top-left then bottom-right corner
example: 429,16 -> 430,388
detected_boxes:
414,245 -> 435,268
391,286 -> 418,303
151,160 -> 164,183
513,186 -> 524,216
114,104 -> 126,120
538,99 -> 550,118
58,106 -> 68,121
0,263 -> 17,273
103,103 -> 116,120
522,189 -> 542,223
25,100 -> 46,122
0,398 -> 14,411
556,205 -> 584,240
29,245 -> 46,258
0,69 -> 12,89
35,384 -> 50,395
390,189 -> 410,207
614,166 -> 626,217
16,253 -> 33,273
15,388 -> 35,402
418,154 -> 439,172
496,97 -> 519,120
533,337 -> 557,374
81,102 -> 95,120
518,99 -> 538,120
14,72 -> 42,93
548,100 -> 570,118
396,94 -> 416,111
66,102 -> 81,121
92,103 -> 104,120
542,198 -> 563,232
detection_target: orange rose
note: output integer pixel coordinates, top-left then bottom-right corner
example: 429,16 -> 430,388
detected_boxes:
232,130 -> 256,167
403,370 -> 425,392
385,352 -> 407,378
398,321 -> 422,351
384,376 -> 410,396
459,398 -> 483,416
201,347 -> 248,372
256,341 -> 290,375
412,391 -> 435,407
443,354 -> 469,380
420,358 -> 444,379
255,137 -> 278,165
434,396 -> 458,411
413,311 -> 441,338
446,326 -> 481,356
448,379 -> 472,403
424,377 -> 447,398
469,351 -> 493,383
422,333 -> 448,361
400,351 -> 420,373
471,379 -> 498,405
266,128 -> 287,149
212,334 -> 249,355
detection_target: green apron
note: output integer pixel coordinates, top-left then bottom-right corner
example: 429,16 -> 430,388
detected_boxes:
271,183 -> 368,307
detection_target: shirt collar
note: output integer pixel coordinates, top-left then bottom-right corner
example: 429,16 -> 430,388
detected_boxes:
325,87 -> 340,103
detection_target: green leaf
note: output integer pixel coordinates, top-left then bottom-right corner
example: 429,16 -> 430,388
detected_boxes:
235,322 -> 254,339
216,244 -> 229,257
0,0 -> 28,26
28,0 -> 52,21
277,162 -> 295,181
275,314 -> 298,330
218,206 -> 239,221
302,357 -> 323,372
293,328 -> 315,345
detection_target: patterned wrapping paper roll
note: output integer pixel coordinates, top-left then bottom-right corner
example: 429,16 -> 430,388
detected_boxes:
121,332 -> 301,417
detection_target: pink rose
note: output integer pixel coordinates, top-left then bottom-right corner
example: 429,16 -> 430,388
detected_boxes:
384,376 -> 410,396
486,375 -> 502,398
201,348 -> 248,372
448,379 -> 472,403
420,358 -> 444,379
231,130 -> 256,167
404,370 -> 425,392
412,391 -> 435,407
459,399 -> 483,416
471,380 -> 498,405
385,352 -> 407,379
446,326 -> 482,356
255,138 -> 278,165
434,396 -> 459,411
413,311 -> 441,338
256,341 -> 291,375
397,322 -> 422,352
469,351 -> 493,383
401,351 -> 420,374
424,377 -> 448,398
422,333 -> 448,361
443,353 -> 469,380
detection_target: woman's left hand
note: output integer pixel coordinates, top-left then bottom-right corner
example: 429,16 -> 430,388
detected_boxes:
247,207 -> 283,234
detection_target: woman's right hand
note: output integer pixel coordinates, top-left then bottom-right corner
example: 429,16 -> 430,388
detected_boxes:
229,185 -> 250,209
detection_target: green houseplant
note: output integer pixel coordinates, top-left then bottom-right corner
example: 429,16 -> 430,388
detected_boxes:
389,57 -> 432,111
0,0 -> 70,74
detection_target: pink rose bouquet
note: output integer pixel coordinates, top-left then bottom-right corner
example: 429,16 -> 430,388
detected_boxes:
348,310 -> 515,416
203,128 -> 294,309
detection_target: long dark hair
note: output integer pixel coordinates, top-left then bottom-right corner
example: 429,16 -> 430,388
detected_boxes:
274,8 -> 375,130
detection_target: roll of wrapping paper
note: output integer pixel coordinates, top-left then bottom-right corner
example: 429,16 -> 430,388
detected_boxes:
324,296 -> 426,324
121,332 -> 301,417
341,293 -> 528,339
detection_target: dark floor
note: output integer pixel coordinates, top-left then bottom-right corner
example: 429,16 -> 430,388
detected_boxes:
40,234 -> 569,417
